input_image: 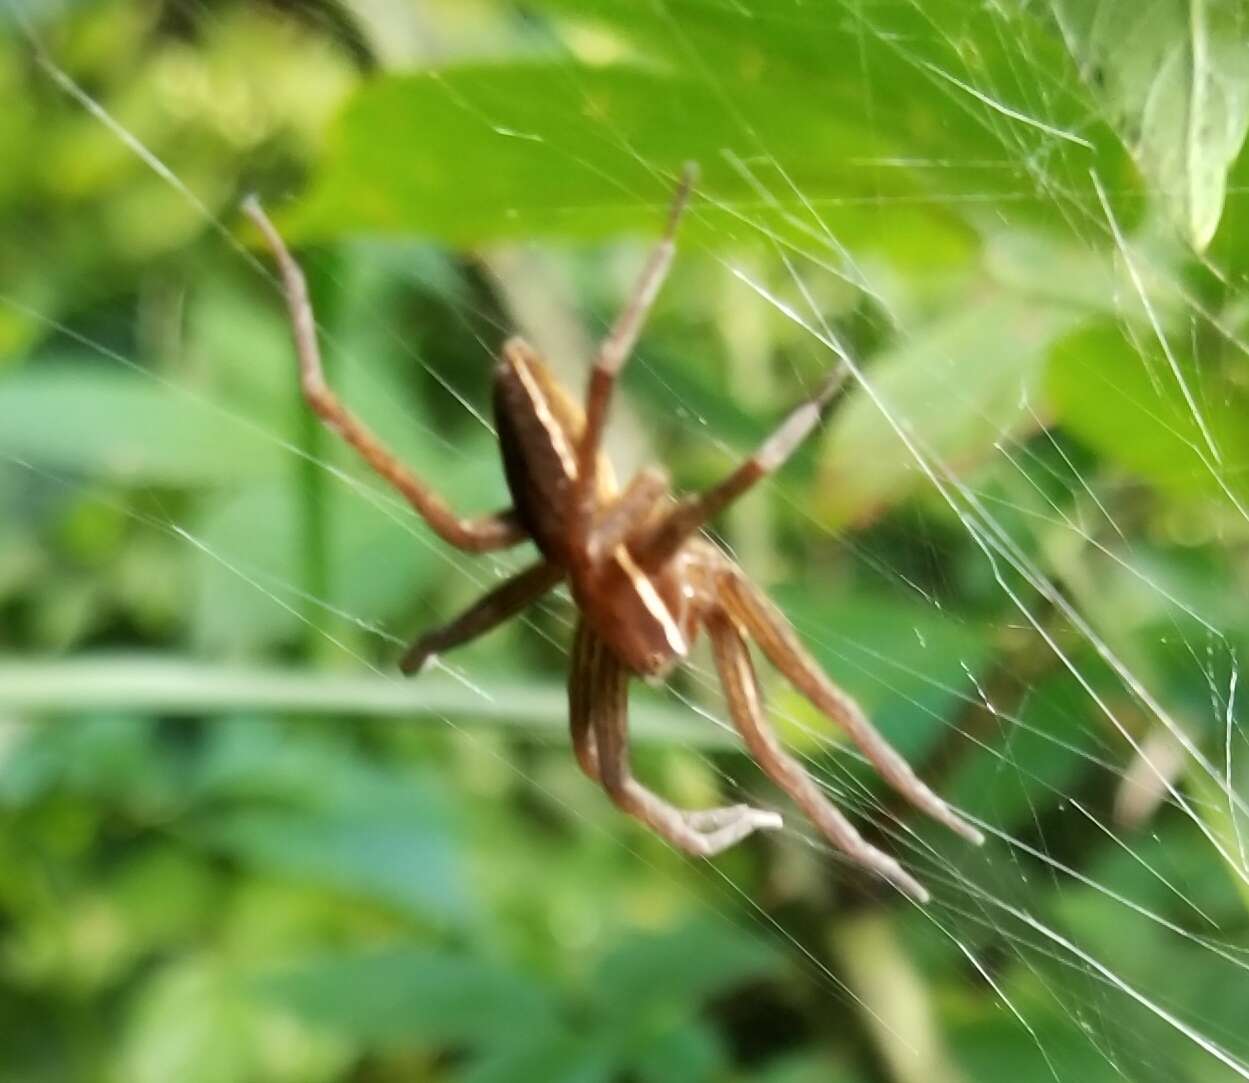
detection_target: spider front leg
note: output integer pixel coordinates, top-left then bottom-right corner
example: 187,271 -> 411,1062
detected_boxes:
244,197 -> 525,553
707,611 -> 931,903
637,365 -> 847,570
571,166 -> 698,556
569,620 -> 783,853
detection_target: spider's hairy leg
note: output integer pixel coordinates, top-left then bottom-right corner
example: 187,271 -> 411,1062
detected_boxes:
242,196 -> 524,553
706,611 -> 930,903
587,466 -> 671,563
570,620 -> 783,852
638,365 -> 847,570
399,559 -> 564,674
571,165 -> 698,551
717,563 -> 986,847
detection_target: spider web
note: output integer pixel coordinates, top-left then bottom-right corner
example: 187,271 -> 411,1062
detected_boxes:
3,2 -> 1249,1082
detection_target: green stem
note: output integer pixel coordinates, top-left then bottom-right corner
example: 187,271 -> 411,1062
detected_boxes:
0,654 -> 735,748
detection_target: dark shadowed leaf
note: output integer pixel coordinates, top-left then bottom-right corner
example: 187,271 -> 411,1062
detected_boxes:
593,917 -> 781,1016
1046,322 -> 1249,506
767,586 -> 993,763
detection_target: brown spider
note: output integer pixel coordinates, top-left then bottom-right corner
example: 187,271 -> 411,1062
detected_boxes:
242,167 -> 983,903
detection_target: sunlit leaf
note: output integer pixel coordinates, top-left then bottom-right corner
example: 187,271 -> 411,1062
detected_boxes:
292,63 -> 974,258
1054,0 -> 1249,251
294,0 -> 1130,251
117,954 -> 347,1083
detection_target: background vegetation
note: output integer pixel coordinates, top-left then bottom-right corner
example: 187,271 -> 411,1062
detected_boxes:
2,2 -> 1249,1081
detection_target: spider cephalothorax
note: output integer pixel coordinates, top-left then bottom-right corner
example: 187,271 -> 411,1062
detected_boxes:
244,168 -> 983,903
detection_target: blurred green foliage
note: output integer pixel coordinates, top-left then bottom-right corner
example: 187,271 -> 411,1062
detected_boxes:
3,2 -> 1249,1082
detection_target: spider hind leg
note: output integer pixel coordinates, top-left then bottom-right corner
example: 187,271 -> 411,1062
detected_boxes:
718,563 -> 984,847
707,610 -> 931,903
570,620 -> 782,855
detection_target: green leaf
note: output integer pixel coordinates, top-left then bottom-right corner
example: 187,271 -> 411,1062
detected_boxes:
0,363 -> 280,485
190,721 -> 469,923
747,1055 -> 867,1083
188,477 -> 446,654
945,670 -> 1103,831
633,1021 -> 727,1083
116,956 -> 257,1083
950,1011 -> 1138,1083
463,1036 -> 615,1083
593,917 -> 780,1017
766,587 -> 992,764
292,1 -> 1137,252
1055,0 -> 1249,251
292,62 -> 971,256
0,713 -> 177,811
817,293 -> 1079,527
252,948 -> 561,1047
1046,322 -> 1249,505
116,953 -> 347,1083
197,800 -> 469,930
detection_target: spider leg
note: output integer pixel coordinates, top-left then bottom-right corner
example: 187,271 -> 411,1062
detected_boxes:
571,166 -> 698,550
716,562 -> 985,847
243,197 -> 525,553
637,366 -> 847,570
707,610 -> 931,904
399,559 -> 564,674
587,466 -> 670,563
569,620 -> 602,782
567,630 -> 770,825
569,619 -> 783,853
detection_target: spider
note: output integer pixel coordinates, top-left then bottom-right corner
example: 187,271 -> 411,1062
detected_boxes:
242,166 -> 983,903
